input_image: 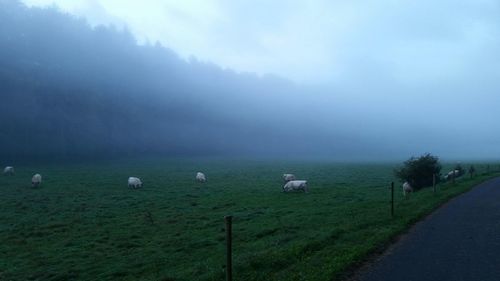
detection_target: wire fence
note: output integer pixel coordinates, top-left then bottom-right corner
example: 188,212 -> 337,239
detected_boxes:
219,163 -> 500,280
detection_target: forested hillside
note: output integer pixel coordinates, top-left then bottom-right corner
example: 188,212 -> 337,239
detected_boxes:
0,0 -> 317,161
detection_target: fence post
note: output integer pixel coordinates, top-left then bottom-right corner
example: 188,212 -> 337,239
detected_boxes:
433,174 -> 436,194
224,215 -> 233,281
391,182 -> 394,218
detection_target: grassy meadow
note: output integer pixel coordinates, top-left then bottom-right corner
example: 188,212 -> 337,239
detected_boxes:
0,159 -> 498,281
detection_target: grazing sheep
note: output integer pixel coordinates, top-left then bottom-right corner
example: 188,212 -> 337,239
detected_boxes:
282,173 -> 296,183
3,166 -> 14,175
32,174 -> 42,187
402,181 -> 413,197
283,180 -> 308,193
444,170 -> 460,181
196,172 -> 206,183
128,177 -> 142,188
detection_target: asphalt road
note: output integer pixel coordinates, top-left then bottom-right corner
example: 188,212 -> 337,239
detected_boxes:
353,177 -> 500,281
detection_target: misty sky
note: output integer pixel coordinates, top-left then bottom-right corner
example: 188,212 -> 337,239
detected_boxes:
16,0 -> 500,159
21,0 -> 500,84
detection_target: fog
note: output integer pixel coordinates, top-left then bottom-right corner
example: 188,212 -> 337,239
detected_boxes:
1,0 -> 499,162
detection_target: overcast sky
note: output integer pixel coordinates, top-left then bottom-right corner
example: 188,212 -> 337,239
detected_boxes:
21,0 -> 500,85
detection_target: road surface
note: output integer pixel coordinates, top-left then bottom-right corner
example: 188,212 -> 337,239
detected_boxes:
353,177 -> 500,281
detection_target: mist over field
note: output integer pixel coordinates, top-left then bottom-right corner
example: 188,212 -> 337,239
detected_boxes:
1,0 -> 500,162
3,2 -> 500,280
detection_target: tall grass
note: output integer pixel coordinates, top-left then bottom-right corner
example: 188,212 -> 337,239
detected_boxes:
0,160 -> 497,280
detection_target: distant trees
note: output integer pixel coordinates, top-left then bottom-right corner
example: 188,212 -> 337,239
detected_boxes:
0,0 -> 306,161
395,153 -> 442,190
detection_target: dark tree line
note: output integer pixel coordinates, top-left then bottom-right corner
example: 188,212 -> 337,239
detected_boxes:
0,0 -> 318,161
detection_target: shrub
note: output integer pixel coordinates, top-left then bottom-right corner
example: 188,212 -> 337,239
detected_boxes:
395,153 -> 442,190
454,163 -> 465,176
468,165 -> 476,177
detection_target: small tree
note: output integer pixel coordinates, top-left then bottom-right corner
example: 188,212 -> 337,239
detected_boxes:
454,163 -> 465,177
469,165 -> 475,178
395,153 -> 442,190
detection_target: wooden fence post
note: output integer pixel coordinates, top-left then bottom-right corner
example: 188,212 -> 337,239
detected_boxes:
391,182 -> 394,218
224,216 -> 233,281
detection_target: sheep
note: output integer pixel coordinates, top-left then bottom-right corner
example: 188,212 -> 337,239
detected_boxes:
128,177 -> 142,188
444,170 -> 460,181
196,172 -> 206,183
32,174 -> 42,187
402,181 -> 413,197
282,173 -> 296,183
3,166 -> 14,175
283,180 -> 308,193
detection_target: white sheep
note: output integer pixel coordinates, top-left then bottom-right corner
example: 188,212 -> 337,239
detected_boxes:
196,172 -> 206,183
283,180 -> 308,193
128,177 -> 142,188
402,181 -> 413,197
282,173 -> 296,183
3,166 -> 14,175
444,170 -> 460,181
32,174 -> 42,187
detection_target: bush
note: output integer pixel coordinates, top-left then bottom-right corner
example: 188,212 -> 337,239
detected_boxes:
454,163 -> 465,177
468,165 -> 476,177
395,153 -> 442,190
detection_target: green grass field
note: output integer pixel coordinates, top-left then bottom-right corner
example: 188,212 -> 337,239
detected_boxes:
0,159 -> 498,281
